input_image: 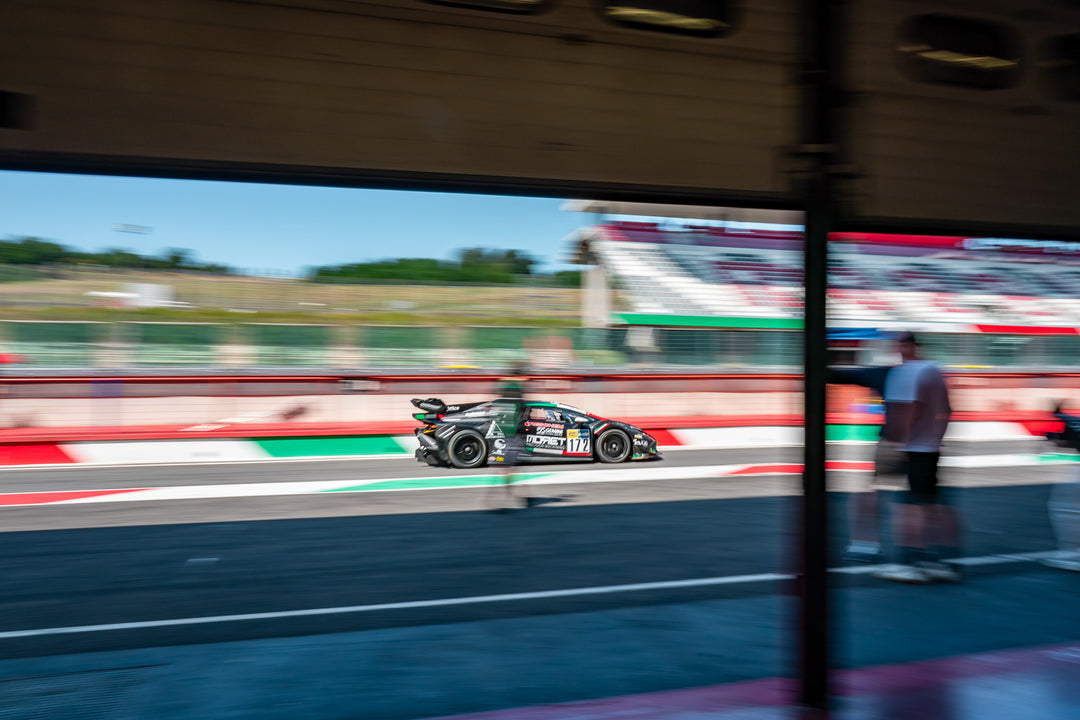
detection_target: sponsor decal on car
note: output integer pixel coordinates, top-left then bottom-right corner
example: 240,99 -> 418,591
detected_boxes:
531,426 -> 563,436
527,434 -> 565,449
525,421 -> 562,430
565,428 -> 591,455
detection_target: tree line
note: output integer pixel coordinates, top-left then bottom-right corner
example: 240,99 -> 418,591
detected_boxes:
309,248 -> 580,287
1,237 -> 581,287
0,237 -> 231,273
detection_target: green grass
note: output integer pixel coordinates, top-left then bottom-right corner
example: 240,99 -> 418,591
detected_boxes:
0,306 -> 584,327
0,269 -> 605,327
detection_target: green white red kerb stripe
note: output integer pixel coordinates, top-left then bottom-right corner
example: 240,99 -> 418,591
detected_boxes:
0,421 -> 1055,467
1,453 -> 1078,507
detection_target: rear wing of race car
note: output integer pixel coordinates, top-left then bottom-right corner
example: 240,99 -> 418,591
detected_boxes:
411,397 -> 489,422
411,397 -> 446,423
411,397 -> 446,413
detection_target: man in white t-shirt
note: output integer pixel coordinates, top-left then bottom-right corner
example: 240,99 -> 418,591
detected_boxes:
873,332 -> 961,584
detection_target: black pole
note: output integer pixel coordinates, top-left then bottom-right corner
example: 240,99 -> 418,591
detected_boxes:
798,0 -> 842,708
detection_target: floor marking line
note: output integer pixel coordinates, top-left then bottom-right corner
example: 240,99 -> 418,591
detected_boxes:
829,549 -> 1058,573
0,548 -> 1065,640
0,573 -> 793,640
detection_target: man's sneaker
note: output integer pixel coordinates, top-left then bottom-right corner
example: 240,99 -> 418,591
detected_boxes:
917,561 -> 961,583
1041,551 -> 1080,573
843,541 -> 884,563
872,564 -> 931,584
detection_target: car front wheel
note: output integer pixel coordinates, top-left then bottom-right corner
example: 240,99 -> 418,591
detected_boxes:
596,429 -> 631,463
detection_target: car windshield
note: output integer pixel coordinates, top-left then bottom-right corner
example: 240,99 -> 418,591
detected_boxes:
528,407 -> 563,422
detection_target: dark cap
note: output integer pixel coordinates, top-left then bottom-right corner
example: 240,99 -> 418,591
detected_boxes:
894,331 -> 920,345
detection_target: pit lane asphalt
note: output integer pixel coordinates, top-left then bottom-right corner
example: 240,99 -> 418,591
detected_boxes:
0,439 -> 1074,660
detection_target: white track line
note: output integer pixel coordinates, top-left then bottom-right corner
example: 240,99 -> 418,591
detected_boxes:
0,550 -> 1062,640
0,573 -> 791,639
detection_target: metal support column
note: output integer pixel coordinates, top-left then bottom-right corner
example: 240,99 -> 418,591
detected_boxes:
797,0 -> 843,708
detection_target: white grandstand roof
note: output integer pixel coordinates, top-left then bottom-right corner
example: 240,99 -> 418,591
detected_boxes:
561,200 -> 803,226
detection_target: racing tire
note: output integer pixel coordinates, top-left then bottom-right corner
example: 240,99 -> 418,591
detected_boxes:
448,429 -> 488,469
596,429 -> 631,463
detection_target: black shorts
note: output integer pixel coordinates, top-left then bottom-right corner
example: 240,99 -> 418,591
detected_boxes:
902,452 -> 940,504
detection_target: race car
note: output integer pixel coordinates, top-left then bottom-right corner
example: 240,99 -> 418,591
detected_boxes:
411,397 -> 661,468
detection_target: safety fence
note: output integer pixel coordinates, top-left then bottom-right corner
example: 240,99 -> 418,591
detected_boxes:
0,322 -> 806,369
1,371 -> 1078,432
2,321 -> 1079,370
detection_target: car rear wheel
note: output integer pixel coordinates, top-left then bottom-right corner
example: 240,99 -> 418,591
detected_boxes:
596,429 -> 631,463
448,429 -> 487,469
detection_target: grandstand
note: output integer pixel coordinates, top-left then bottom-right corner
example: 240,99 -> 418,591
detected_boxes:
570,213 -> 1080,331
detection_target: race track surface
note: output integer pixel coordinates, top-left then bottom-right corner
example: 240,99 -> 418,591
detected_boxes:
2,442 -> 1071,656
1,443 -> 1078,720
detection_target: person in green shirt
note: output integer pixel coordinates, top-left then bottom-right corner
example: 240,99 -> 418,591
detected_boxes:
489,363 -> 531,511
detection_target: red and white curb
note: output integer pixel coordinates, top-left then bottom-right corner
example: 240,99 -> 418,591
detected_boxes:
663,422 -> 1055,448
0,455 -> 1075,508
0,421 -> 1050,468
0,436 -> 419,468
0,464 -> 820,507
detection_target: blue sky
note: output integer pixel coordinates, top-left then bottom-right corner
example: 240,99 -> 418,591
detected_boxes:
0,171 -> 588,275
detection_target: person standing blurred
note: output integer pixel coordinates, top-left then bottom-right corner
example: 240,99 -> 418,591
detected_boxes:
488,363 -> 531,511
1043,403 -> 1080,572
828,363 -> 893,563
873,332 -> 961,583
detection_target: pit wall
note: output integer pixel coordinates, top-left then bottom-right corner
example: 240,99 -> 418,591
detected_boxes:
2,372 -> 1078,431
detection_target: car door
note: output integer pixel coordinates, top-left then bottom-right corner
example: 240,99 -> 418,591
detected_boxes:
522,405 -> 568,455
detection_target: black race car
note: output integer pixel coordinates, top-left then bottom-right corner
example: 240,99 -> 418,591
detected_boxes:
411,397 -> 661,468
